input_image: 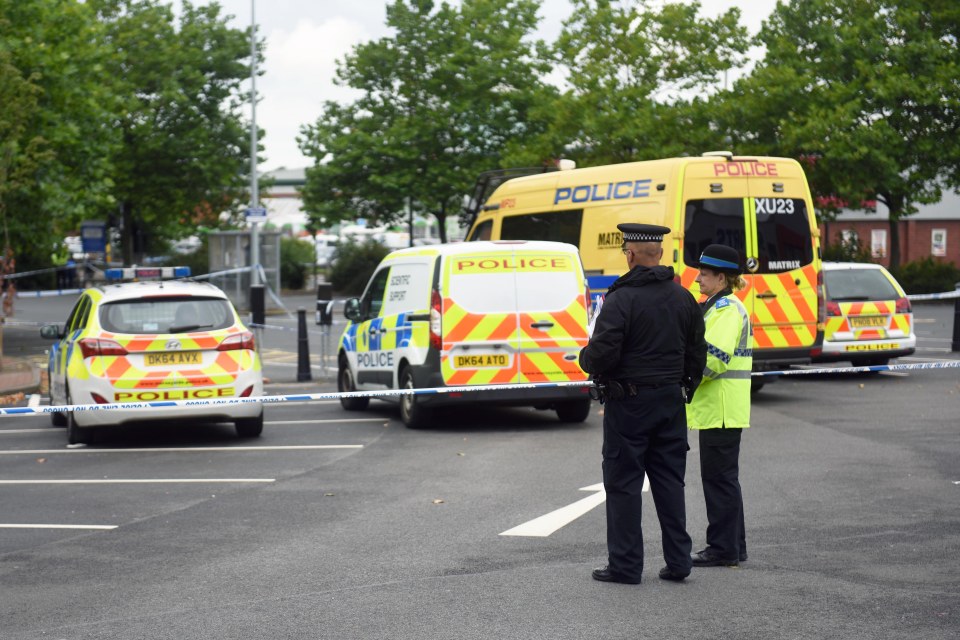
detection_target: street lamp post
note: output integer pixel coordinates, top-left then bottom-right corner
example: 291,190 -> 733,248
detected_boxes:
249,0 -> 260,288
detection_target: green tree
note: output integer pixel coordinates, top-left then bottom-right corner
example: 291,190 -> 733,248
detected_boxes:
91,0 -> 258,264
508,0 -> 749,167
0,0 -> 118,264
299,0 -> 552,242
719,0 -> 960,268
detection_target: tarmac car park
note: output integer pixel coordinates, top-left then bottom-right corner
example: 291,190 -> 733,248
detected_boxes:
41,267 -> 264,445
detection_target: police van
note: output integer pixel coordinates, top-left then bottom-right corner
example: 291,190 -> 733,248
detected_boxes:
337,241 -> 592,427
464,152 -> 824,377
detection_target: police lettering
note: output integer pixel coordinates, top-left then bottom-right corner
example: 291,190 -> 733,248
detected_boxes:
357,351 -> 394,368
114,387 -> 235,402
554,179 -> 651,205
455,257 -> 569,271
713,162 -> 779,177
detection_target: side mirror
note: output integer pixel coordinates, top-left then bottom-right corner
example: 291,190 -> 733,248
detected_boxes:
343,298 -> 362,323
40,324 -> 63,340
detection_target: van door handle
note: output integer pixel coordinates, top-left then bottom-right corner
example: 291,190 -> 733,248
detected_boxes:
756,291 -> 777,299
368,327 -> 382,335
531,321 -> 555,330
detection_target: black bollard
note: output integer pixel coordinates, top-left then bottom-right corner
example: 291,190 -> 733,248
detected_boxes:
953,282 -> 960,352
250,284 -> 265,327
297,307 -> 312,381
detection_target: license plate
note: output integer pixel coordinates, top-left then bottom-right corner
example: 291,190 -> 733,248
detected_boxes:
145,351 -> 201,366
454,354 -> 510,368
850,316 -> 886,328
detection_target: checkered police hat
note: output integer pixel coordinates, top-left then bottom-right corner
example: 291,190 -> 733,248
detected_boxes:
617,223 -> 670,242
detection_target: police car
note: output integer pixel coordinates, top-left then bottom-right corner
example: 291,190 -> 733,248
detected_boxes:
815,262 -> 917,366
41,267 -> 264,444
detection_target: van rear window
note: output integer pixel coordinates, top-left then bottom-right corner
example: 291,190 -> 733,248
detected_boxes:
684,198 -> 813,273
500,210 -> 582,246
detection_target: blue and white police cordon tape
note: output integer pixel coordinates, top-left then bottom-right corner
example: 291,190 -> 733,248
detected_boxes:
906,289 -> 960,301
1,360 -> 958,419
0,381 -> 591,418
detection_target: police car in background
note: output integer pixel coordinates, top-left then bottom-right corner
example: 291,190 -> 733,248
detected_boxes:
41,267 -> 264,444
814,261 -> 916,366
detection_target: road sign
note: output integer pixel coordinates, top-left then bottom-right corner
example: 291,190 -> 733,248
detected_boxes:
245,207 -> 268,220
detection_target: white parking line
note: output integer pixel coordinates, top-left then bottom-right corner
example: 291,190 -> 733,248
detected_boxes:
0,479 -> 276,484
267,419 -> 387,425
0,429 -> 52,435
0,524 -> 117,530
0,445 -> 363,455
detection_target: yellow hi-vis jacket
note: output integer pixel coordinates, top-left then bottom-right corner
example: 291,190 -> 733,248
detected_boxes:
686,292 -> 752,430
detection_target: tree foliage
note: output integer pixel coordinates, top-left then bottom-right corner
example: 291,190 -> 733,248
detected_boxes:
506,0 -> 750,166
91,0 -> 257,263
719,0 -> 960,267
299,0 -> 552,241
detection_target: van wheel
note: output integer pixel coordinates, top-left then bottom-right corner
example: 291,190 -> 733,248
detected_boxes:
400,367 -> 431,429
338,357 -> 369,411
51,410 -> 67,427
750,379 -> 765,394
235,412 -> 264,438
555,398 -> 592,423
65,388 -> 95,445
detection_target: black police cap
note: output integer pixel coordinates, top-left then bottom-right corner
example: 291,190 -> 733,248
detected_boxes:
698,244 -> 743,275
617,223 -> 671,242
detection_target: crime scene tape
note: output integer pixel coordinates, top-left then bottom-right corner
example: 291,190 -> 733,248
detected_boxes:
2,360 -> 958,419
0,380 -> 591,418
907,290 -> 960,301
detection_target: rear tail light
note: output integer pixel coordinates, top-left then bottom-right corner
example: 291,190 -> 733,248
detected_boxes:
825,301 -> 842,317
239,385 -> 255,397
217,331 -> 256,351
429,288 -> 442,351
78,338 -> 128,358
91,393 -> 110,404
585,284 -> 594,322
895,297 -> 912,313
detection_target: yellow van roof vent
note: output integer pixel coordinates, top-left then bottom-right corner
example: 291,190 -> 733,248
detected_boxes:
702,151 -> 733,160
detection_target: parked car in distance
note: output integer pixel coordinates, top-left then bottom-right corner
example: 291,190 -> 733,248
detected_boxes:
814,262 -> 916,366
315,235 -> 339,268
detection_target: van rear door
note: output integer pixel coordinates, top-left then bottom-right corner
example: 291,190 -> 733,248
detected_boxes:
439,247 -> 589,387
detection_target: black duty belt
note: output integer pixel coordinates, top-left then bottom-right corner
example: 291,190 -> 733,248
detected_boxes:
590,379 -> 678,403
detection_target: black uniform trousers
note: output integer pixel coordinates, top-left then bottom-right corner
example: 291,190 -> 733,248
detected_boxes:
698,427 -> 746,562
602,385 -> 692,580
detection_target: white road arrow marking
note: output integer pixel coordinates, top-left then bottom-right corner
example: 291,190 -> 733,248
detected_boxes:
500,476 -> 649,538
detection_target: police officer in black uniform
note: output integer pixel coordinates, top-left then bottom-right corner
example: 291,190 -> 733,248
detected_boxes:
580,223 -> 707,584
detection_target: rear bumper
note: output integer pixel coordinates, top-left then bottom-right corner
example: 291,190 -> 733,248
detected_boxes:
815,337 -> 916,362
72,399 -> 264,427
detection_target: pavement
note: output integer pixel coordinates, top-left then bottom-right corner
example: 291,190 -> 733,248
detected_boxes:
0,288 -> 334,405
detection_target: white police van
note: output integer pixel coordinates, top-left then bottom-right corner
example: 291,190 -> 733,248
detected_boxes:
337,241 -> 593,427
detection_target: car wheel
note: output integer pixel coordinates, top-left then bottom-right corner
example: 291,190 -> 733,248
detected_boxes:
51,410 -> 67,427
338,356 -> 369,411
65,388 -> 94,445
235,412 -> 264,438
555,398 -> 592,423
750,379 -> 765,394
399,367 -> 431,429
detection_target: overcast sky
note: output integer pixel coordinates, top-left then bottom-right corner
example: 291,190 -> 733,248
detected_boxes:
202,0 -> 779,172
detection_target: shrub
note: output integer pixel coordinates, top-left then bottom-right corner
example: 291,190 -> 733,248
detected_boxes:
822,236 -> 872,263
329,239 -> 390,295
891,257 -> 960,295
280,236 -> 316,290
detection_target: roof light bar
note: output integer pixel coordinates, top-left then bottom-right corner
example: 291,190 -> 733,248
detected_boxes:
104,266 -> 192,281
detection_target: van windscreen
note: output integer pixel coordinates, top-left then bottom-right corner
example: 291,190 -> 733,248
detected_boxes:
500,210 -> 582,246
684,198 -> 813,273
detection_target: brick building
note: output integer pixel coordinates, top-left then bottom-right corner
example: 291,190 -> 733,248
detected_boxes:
819,190 -> 960,267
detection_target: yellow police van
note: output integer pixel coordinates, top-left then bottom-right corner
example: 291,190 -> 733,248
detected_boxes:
337,241 -> 592,427
465,152 -> 824,379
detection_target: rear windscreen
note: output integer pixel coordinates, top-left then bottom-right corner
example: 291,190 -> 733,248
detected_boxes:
100,297 -> 235,334
500,210 -> 583,246
684,198 -> 813,273
824,269 -> 899,301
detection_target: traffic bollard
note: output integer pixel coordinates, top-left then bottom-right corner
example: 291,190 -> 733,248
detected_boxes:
297,307 -> 312,382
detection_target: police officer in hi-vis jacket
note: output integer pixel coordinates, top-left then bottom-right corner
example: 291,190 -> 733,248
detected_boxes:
687,244 -> 753,567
